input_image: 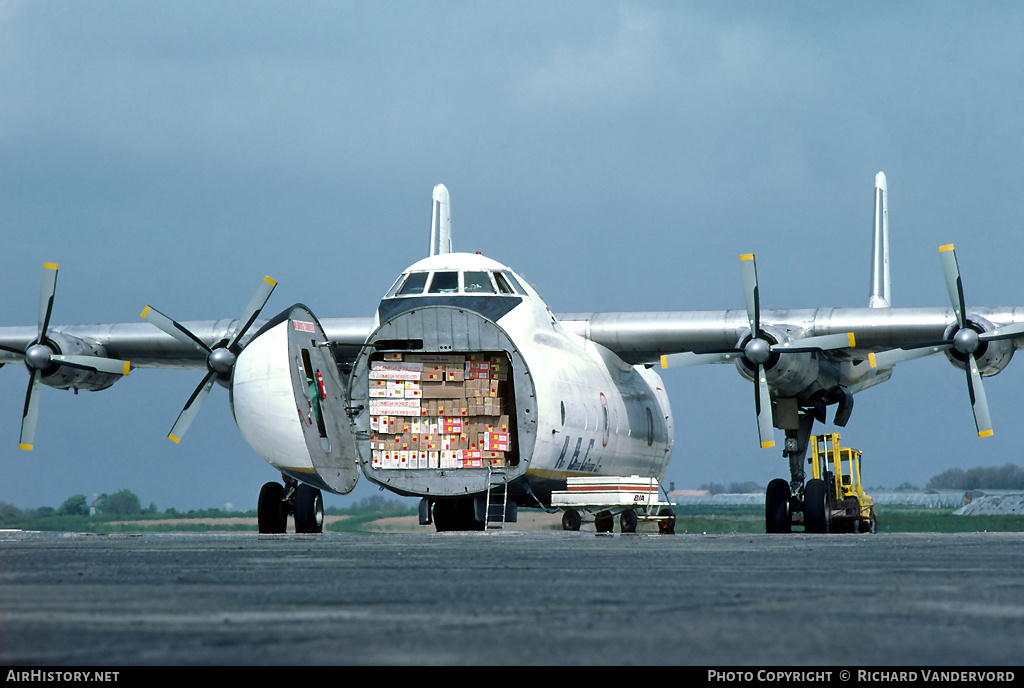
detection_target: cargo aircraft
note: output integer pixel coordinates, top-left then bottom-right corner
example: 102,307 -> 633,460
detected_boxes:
3,174 -> 1023,534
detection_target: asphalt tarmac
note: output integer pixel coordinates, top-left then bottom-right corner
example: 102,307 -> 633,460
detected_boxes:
0,530 -> 1022,666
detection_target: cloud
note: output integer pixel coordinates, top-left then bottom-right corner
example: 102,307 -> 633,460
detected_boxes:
518,6 -> 661,110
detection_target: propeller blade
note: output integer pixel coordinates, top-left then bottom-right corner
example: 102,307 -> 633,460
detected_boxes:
754,364 -> 775,448
939,244 -> 967,329
869,344 -> 950,369
226,276 -> 277,348
167,371 -> 217,444
660,350 -> 741,368
775,332 -> 856,353
19,370 -> 42,450
140,306 -> 211,356
740,254 -> 759,334
966,354 -> 993,438
0,343 -> 25,361
37,263 -> 59,341
979,322 -> 1024,342
51,355 -> 130,376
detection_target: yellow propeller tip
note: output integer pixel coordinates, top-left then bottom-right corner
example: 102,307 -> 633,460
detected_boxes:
939,244 -> 955,252
140,306 -> 151,319
760,441 -> 775,449
978,429 -> 994,438
19,443 -> 33,451
43,262 -> 59,270
168,433 -> 181,444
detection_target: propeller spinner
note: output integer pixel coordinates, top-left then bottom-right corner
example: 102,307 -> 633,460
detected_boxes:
0,263 -> 131,450
661,253 -> 856,448
141,276 -> 276,443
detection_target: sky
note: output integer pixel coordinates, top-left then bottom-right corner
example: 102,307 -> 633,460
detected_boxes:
2,1 -> 1024,512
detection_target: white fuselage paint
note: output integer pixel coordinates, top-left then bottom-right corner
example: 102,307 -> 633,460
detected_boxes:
232,252 -> 675,503
232,320 -> 315,473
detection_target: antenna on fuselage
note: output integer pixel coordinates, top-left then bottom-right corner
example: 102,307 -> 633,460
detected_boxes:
430,184 -> 452,256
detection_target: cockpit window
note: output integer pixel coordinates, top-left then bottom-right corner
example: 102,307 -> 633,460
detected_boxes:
397,272 -> 429,295
495,271 -> 527,295
494,272 -> 515,294
427,271 -> 459,294
463,271 -> 495,293
384,274 -> 406,298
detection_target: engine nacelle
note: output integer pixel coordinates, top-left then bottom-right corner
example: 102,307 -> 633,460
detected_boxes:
942,315 -> 1014,377
36,333 -> 123,392
734,325 -> 840,402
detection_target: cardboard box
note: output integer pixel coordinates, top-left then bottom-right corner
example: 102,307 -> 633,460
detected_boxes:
404,353 -> 467,366
422,381 -> 466,399
484,432 -> 510,451
371,361 -> 423,373
369,399 -> 421,416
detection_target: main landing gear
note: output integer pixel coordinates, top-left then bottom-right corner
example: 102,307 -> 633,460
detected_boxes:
258,475 -> 324,534
765,409 -> 876,535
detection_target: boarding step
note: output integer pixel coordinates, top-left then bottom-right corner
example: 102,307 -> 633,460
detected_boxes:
485,468 -> 508,530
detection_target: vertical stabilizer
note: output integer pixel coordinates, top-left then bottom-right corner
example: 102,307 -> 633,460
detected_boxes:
868,171 -> 891,308
429,184 -> 452,256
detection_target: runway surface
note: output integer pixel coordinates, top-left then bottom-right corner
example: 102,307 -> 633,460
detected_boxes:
1,530 -> 1022,666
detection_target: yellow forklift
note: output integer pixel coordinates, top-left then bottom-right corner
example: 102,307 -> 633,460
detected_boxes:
806,433 -> 877,533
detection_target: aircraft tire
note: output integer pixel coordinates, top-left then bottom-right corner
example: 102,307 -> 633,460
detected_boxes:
765,479 -> 791,533
804,478 -> 830,534
258,482 -> 287,534
595,511 -> 614,533
294,484 -> 324,534
620,509 -> 638,533
561,509 -> 581,531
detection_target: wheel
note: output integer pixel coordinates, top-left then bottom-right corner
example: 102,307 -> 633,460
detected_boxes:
765,478 -> 791,533
432,498 -> 484,531
595,511 -> 614,533
258,482 -> 287,534
804,478 -> 830,534
620,509 -> 638,533
658,508 -> 676,535
294,484 -> 324,534
561,509 -> 581,531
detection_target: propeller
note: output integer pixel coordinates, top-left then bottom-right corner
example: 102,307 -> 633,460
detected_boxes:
661,253 -> 856,448
868,245 -> 1024,438
0,263 -> 131,450
141,275 -> 277,443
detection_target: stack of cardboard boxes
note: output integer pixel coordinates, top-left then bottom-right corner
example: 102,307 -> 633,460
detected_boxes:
368,352 -> 513,470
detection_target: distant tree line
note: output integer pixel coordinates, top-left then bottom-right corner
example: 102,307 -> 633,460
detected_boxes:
699,481 -> 764,495
926,463 -> 1024,490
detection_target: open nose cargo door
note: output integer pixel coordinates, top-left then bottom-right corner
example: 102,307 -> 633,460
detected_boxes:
233,304 -> 360,495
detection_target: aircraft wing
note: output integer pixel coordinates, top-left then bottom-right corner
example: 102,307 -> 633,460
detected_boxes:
556,306 -> 1024,366
0,317 -> 375,370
